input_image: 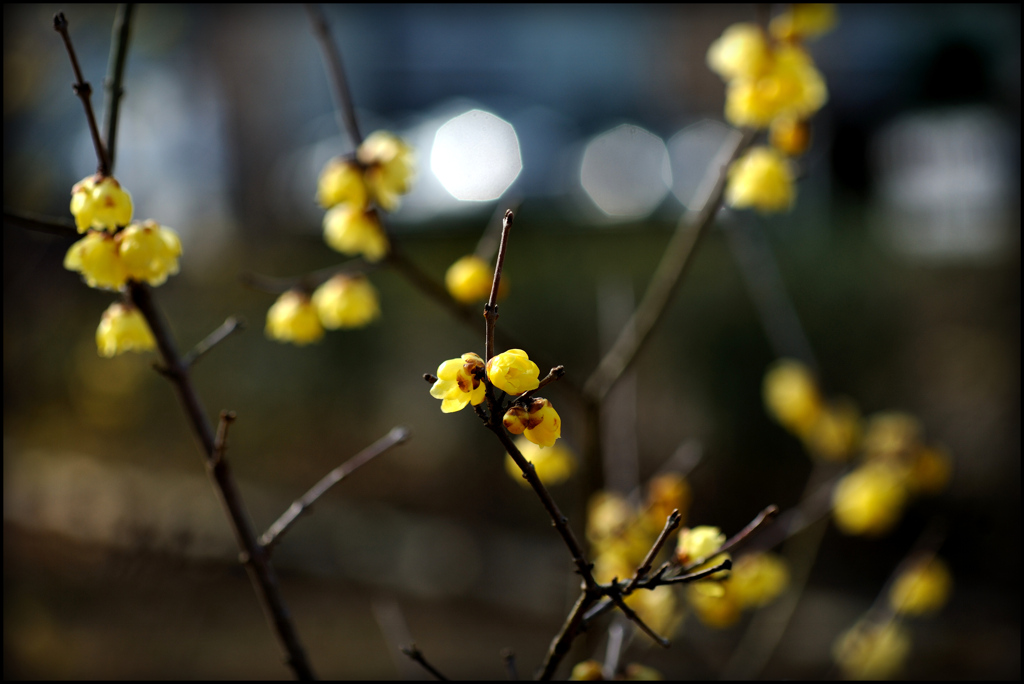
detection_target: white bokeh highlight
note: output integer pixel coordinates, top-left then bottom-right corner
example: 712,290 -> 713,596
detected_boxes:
667,120 -> 737,211
430,110 -> 522,201
579,124 -> 671,219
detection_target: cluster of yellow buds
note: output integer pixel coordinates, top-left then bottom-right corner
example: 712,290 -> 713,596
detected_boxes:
63,174 -> 181,357
444,254 -> 506,304
686,551 -> 790,629
316,131 -> 414,262
707,5 -> 835,213
265,274 -> 381,345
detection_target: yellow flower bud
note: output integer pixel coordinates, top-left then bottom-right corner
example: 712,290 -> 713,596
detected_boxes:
445,255 -> 495,304
429,352 -> 486,413
323,205 -> 389,262
357,130 -> 415,212
70,174 -> 133,233
905,445 -> 952,495
587,491 -> 635,546
707,23 -> 771,81
889,557 -> 952,616
622,664 -> 663,681
317,157 -> 368,209
486,349 -> 540,395
312,274 -> 380,329
504,436 -> 576,488
643,472 -> 691,532
95,302 -> 155,357
64,230 -> 129,291
803,399 -> 861,462
833,619 -> 910,680
770,4 -> 838,43
726,146 -> 796,214
832,463 -> 908,536
724,45 -> 827,129
524,398 -> 561,447
676,526 -> 725,566
763,358 -> 822,437
118,220 -> 182,287
769,116 -> 812,156
862,412 -> 922,462
265,290 -> 324,345
569,660 -> 605,681
730,552 -> 790,609
687,582 -> 741,629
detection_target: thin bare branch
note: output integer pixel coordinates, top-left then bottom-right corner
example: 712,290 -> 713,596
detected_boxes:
605,582 -> 670,648
711,504 -> 780,564
625,509 -> 682,593
211,410 -> 236,467
484,209 -> 514,363
182,316 -> 245,368
537,590 -> 597,681
259,426 -> 410,550
305,3 -> 363,147
102,3 -> 135,171
53,13 -> 110,175
401,644 -> 448,681
501,648 -> 518,681
4,211 -> 78,238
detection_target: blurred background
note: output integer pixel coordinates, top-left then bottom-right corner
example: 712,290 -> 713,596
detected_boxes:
4,4 -> 1019,679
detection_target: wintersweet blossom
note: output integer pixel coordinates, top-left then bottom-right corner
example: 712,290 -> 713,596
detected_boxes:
96,302 -> 155,357
724,45 -> 827,129
323,204 -> 389,262
832,463 -> 908,536
486,348 -> 540,395
770,4 -> 838,43
312,274 -> 380,329
730,553 -> 790,608
118,220 -> 182,287
316,157 -> 368,210
889,558 -> 952,616
70,174 -> 133,233
726,146 -> 796,214
804,399 -> 861,462
625,584 -> 681,638
833,619 -> 910,680
504,436 -> 575,487
64,230 -> 128,291
687,582 -> 742,629
770,116 -> 812,156
445,255 -> 494,304
906,445 -> 952,495
642,472 -> 691,532
429,352 -> 486,413
502,397 -> 561,447
569,661 -> 605,681
707,23 -> 772,81
763,358 -> 822,436
357,130 -> 415,212
265,290 -> 324,345
676,525 -> 725,566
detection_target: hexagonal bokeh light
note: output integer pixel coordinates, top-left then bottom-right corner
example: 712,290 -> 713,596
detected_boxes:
579,124 -> 671,219
667,119 -> 739,211
430,110 -> 522,201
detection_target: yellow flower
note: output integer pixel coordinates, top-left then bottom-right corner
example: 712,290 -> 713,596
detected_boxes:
676,526 -> 725,566
357,130 -> 415,211
833,619 -> 910,680
505,436 -> 576,488
724,45 -> 827,129
429,352 -> 486,413
622,664 -> 663,681
726,146 -> 796,213
862,412 -> 922,462
96,302 -> 155,357
445,255 -> 494,304
770,4 -> 838,43
118,220 -> 182,287
312,274 -> 380,329
486,349 -> 540,395
64,230 -> 128,291
70,174 -> 133,233
687,582 -> 742,629
587,491 -> 635,546
906,445 -> 952,495
832,463 -> 908,536
707,23 -> 772,81
625,584 -> 681,638
265,290 -> 324,345
504,397 -> 562,447
642,472 -> 691,533
889,557 -> 952,616
803,399 -> 861,462
730,553 -> 790,609
769,116 -> 812,156
569,660 -> 605,681
317,157 -> 368,209
763,358 -> 822,436
323,204 -> 389,262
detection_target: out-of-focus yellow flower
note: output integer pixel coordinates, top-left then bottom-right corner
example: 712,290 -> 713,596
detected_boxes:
445,255 -> 495,304
357,130 -> 415,211
832,463 -> 908,536
429,352 -> 486,413
569,660 -> 605,681
862,412 -> 922,462
833,619 -> 910,680
626,585 -> 681,638
804,399 -> 861,462
730,553 -> 790,609
70,174 -> 133,233
642,472 -> 691,532
117,220 -> 182,287
265,290 -> 324,345
96,301 -> 155,357
486,348 -> 540,395
906,445 -> 952,495
587,492 -> 635,546
64,230 -> 128,291
769,116 -> 812,156
707,23 -> 771,81
312,274 -> 380,329
505,436 -> 575,488
763,358 -> 822,437
889,557 -> 952,616
504,397 -> 561,447
770,4 -> 838,42
724,45 -> 827,129
726,146 -> 796,214
687,582 -> 742,629
317,157 -> 368,210
593,546 -> 637,585
323,205 -> 389,262
677,526 -> 725,566
622,664 -> 663,681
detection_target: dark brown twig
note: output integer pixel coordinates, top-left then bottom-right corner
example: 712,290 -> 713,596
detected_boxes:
400,644 -> 448,681
484,209 -> 514,363
605,581 -> 670,648
182,316 -> 245,368
259,426 -> 410,550
242,258 -> 372,295
707,504 -> 779,565
537,590 -> 597,680
3,211 -> 78,238
625,509 -> 682,593
102,3 -> 134,172
305,4 -> 363,147
53,13 -> 111,175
